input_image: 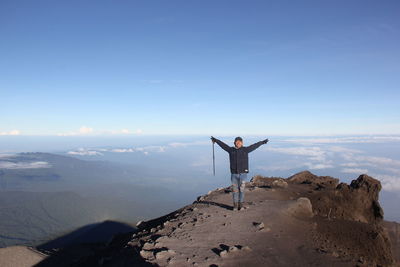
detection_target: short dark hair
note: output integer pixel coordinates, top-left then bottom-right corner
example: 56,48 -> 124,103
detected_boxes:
234,136 -> 243,143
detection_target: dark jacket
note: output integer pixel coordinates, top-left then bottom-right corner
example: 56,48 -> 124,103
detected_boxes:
214,138 -> 265,174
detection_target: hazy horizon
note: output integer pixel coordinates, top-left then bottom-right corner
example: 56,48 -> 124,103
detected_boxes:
1,134 -> 399,223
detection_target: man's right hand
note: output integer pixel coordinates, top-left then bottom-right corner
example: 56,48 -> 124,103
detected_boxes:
211,136 -> 217,143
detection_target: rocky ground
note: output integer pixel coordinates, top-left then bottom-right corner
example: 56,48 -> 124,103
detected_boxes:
49,171 -> 398,267
0,246 -> 46,267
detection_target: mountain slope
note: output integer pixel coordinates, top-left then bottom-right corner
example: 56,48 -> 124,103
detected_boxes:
0,152 -> 194,248
0,246 -> 45,267
57,171 -> 398,267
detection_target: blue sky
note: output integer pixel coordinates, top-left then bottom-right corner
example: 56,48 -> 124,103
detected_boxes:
1,0 -> 399,136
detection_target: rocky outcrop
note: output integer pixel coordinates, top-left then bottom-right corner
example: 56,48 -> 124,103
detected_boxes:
303,173 -> 384,224
250,175 -> 288,188
288,170 -> 340,189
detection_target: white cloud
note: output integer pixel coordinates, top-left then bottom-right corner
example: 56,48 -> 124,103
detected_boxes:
110,144 -> 165,155
325,146 -> 362,154
340,154 -> 400,172
341,168 -> 369,174
67,144 -> 166,156
58,126 -> 94,136
256,165 -> 296,172
265,146 -> 327,161
79,126 -> 93,134
355,155 -> 400,168
108,129 -> 143,135
262,145 -> 364,171
67,148 -> 103,156
0,130 -> 20,136
369,173 -> 400,192
266,144 -> 399,180
139,145 -> 166,153
265,146 -> 325,157
283,136 -> 400,144
0,161 -> 51,169
340,162 -> 362,167
168,140 -> 209,147
110,148 -> 135,153
169,142 -> 188,148
304,162 -> 334,170
256,161 -> 334,172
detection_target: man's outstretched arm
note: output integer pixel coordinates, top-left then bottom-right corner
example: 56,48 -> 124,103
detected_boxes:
211,136 -> 232,152
246,138 -> 269,153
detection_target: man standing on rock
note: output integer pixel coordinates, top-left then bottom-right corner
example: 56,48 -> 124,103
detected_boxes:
210,136 -> 269,211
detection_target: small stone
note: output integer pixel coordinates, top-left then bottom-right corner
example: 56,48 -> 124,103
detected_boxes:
142,242 -> 154,250
261,227 -> 271,232
242,246 -> 251,251
168,259 -> 176,265
229,246 -> 239,252
140,249 -> 153,259
220,250 -> 228,258
272,179 -> 288,188
253,222 -> 265,230
155,250 -> 172,260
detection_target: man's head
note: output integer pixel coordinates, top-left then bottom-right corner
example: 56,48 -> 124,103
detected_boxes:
234,136 -> 243,148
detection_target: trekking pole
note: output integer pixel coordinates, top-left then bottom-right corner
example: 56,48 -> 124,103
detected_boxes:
212,141 -> 216,176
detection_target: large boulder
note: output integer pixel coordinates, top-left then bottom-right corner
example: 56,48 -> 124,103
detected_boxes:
285,197 -> 314,218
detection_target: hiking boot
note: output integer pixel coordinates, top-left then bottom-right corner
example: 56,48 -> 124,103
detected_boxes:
238,202 -> 244,210
233,202 -> 239,211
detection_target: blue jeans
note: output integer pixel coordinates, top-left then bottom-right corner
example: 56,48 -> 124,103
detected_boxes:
231,173 -> 247,203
